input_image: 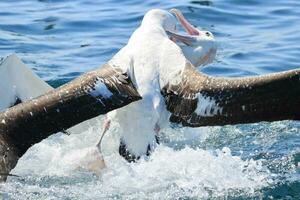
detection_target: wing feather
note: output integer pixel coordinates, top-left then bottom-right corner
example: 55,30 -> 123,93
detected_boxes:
162,63 -> 300,127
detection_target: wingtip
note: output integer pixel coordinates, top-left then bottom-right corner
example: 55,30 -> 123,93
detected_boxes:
1,53 -> 23,66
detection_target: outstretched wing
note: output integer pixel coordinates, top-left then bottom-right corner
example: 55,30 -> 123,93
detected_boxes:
0,54 -> 106,135
0,63 -> 141,155
161,62 -> 300,127
0,58 -> 141,181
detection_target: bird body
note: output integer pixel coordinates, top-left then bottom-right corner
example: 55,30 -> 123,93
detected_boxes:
104,9 -> 218,160
107,9 -> 183,159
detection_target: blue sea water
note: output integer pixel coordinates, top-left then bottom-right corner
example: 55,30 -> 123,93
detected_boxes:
0,0 -> 300,199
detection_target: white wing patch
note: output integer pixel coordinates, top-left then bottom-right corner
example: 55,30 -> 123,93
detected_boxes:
89,79 -> 113,98
194,93 -> 222,116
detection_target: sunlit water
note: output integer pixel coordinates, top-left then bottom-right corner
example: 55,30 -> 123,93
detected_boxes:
0,0 -> 300,199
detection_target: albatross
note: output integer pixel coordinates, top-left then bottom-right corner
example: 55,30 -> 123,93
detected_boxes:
102,9 -> 218,161
1,9 -> 300,181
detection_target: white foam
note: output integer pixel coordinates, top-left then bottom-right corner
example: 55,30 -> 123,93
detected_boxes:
5,119 -> 274,199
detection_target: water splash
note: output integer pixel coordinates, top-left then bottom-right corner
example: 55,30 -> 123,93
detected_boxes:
0,119 -> 276,199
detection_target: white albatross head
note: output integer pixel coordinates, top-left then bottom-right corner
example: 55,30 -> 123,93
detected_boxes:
167,8 -> 217,67
141,9 -> 177,34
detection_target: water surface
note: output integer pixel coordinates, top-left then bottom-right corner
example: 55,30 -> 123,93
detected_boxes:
0,0 -> 300,199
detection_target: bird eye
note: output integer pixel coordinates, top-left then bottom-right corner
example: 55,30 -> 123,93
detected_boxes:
205,32 -> 210,37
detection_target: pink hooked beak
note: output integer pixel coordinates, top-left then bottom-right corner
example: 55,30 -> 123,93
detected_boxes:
170,8 -> 200,36
167,9 -> 201,46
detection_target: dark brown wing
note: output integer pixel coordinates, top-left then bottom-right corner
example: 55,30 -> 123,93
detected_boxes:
161,63 -> 300,127
0,64 -> 141,181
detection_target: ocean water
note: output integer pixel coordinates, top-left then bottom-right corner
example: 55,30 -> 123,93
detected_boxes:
0,0 -> 300,199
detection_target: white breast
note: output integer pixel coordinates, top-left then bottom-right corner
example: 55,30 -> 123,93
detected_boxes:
107,27 -> 169,156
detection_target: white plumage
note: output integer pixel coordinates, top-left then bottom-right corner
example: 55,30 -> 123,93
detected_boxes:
107,9 -> 182,157
107,9 -> 217,159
